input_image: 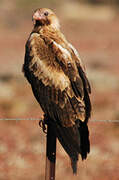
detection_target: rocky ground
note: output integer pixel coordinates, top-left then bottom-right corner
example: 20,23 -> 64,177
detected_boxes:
0,1 -> 119,179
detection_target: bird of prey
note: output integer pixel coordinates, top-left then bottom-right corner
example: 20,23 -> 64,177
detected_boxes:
23,8 -> 91,174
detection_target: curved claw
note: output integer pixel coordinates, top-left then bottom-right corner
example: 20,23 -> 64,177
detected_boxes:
39,118 -> 47,134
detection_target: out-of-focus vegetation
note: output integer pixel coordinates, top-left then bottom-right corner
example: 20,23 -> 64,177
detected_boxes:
15,0 -> 61,12
79,0 -> 119,5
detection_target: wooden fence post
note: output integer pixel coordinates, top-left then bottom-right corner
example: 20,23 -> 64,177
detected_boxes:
45,123 -> 57,180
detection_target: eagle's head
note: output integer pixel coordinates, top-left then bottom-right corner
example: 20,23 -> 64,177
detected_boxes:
32,8 -> 60,29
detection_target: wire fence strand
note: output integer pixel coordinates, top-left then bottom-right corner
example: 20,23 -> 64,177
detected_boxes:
0,118 -> 119,122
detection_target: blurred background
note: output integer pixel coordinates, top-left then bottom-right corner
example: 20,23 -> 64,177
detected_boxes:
0,0 -> 119,179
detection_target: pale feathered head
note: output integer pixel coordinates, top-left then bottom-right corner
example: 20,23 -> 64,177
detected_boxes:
32,8 -> 60,29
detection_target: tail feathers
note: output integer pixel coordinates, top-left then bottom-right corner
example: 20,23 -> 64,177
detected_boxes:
78,121 -> 90,160
55,125 -> 79,174
54,123 -> 81,156
50,122 -> 80,174
71,157 -> 78,174
47,119 -> 90,174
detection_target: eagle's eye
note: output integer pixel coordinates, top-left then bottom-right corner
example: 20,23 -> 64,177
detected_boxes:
44,11 -> 49,16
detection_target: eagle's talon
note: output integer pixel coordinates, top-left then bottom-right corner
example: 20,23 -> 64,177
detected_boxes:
39,119 -> 47,134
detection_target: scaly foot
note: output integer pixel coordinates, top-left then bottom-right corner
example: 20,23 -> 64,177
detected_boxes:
39,114 -> 48,134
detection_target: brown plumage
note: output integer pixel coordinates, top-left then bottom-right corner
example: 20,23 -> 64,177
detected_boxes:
23,8 -> 91,174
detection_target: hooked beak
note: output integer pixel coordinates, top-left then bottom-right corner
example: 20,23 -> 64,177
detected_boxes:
32,11 -> 42,21
32,11 -> 42,25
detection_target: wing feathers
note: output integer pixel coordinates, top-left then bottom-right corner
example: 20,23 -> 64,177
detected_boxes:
41,36 -> 85,98
23,26 -> 91,174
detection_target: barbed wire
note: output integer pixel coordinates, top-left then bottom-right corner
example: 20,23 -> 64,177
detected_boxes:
0,118 -> 119,122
